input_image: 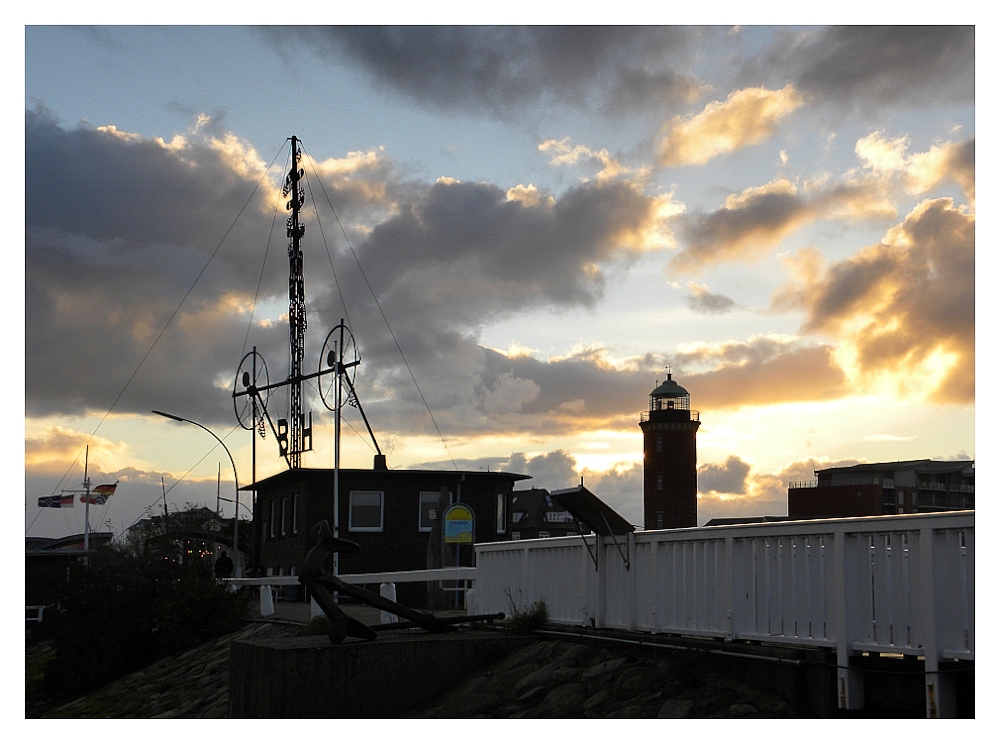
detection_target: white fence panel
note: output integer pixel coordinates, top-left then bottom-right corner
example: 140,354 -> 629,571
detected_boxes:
735,532 -> 834,646
475,512 -> 974,666
476,536 -> 595,624
642,535 -> 729,637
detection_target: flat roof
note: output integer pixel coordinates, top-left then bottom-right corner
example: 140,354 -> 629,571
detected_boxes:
241,466 -> 531,491
817,459 -> 974,474
549,485 -> 635,536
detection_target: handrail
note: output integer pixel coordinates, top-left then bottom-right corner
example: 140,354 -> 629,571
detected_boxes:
225,565 -> 477,588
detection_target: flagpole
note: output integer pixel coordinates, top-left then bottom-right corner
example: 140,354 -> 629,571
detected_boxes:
83,445 -> 91,553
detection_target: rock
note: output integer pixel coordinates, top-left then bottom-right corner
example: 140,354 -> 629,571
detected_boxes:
583,689 -> 610,710
544,682 -> 588,709
511,661 -> 567,696
581,657 -> 627,680
441,691 -> 504,718
657,699 -> 695,718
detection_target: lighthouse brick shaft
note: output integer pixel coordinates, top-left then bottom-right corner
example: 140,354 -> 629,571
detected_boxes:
639,372 -> 700,530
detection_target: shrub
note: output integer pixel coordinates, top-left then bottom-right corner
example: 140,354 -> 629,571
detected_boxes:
502,599 -> 548,634
43,545 -> 249,699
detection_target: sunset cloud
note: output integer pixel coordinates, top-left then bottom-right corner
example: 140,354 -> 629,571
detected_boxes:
267,27 -> 705,121
539,137 -> 628,182
773,198 -> 974,403
856,132 -> 975,207
658,85 -> 806,167
671,339 -> 848,410
672,179 -> 810,270
678,281 -> 736,315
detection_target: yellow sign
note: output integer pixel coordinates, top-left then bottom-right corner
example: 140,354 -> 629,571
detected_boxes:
443,504 -> 474,544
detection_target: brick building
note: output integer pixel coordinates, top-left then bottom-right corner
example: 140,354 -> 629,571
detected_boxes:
787,459 -> 974,518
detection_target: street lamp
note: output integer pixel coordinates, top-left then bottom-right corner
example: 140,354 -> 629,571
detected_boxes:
152,410 -> 243,577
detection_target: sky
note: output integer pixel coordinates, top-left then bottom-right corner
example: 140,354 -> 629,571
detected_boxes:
22,23 -> 978,540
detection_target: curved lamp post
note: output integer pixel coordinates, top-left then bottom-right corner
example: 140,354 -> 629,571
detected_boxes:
153,410 -> 242,577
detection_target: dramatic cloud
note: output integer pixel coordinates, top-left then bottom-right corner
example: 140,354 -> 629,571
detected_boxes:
773,198 -> 974,403
776,26 -> 974,111
696,456 -> 863,523
25,426 -> 130,469
669,131 -> 974,275
672,175 -> 895,273
698,455 -> 750,495
671,337 -> 848,411
856,133 -> 975,206
680,282 -> 736,315
657,86 -> 806,167
538,138 -> 629,182
264,27 -> 706,121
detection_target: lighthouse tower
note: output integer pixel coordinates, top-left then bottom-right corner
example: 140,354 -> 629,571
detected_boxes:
639,368 -> 700,529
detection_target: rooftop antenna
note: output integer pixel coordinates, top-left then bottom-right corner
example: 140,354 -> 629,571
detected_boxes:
232,136 -> 382,576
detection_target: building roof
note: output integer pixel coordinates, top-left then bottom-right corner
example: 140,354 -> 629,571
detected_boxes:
704,516 -> 795,527
650,374 -> 689,399
815,459 -> 974,475
25,532 -> 113,553
242,465 -> 531,491
549,485 -> 635,536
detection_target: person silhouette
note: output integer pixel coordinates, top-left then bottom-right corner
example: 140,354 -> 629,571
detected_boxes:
214,550 -> 234,580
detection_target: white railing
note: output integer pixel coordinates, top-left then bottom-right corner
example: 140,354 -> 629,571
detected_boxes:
226,567 -> 479,619
475,511 -> 974,717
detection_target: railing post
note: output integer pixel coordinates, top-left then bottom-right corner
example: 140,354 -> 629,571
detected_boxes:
595,535 -> 606,629
723,535 -> 736,641
627,532 -> 637,631
379,582 -> 399,624
918,527 -> 958,717
832,530 -> 864,710
259,584 -> 274,617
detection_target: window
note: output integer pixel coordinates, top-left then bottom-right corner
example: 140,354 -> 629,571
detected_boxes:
511,531 -> 521,541
280,496 -> 288,536
656,473 -> 664,491
538,531 -> 550,539
419,492 -> 441,532
292,494 -> 298,535
269,500 -> 277,539
496,493 -> 507,534
349,491 -> 384,532
656,435 -> 663,452
656,511 -> 664,530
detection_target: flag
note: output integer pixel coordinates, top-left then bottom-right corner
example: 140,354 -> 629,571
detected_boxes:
80,482 -> 117,505
38,494 -> 74,508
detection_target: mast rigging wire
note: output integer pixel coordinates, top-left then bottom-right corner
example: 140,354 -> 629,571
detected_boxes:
301,143 -> 458,470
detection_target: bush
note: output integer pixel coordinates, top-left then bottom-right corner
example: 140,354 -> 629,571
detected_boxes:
502,599 -> 548,634
43,545 -> 249,699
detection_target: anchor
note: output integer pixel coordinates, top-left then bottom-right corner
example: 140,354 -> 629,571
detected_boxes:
299,521 -> 503,644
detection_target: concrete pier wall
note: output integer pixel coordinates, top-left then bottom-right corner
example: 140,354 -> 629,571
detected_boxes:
228,631 -> 533,718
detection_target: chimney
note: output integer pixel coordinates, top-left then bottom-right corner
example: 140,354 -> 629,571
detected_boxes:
373,454 -> 388,471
